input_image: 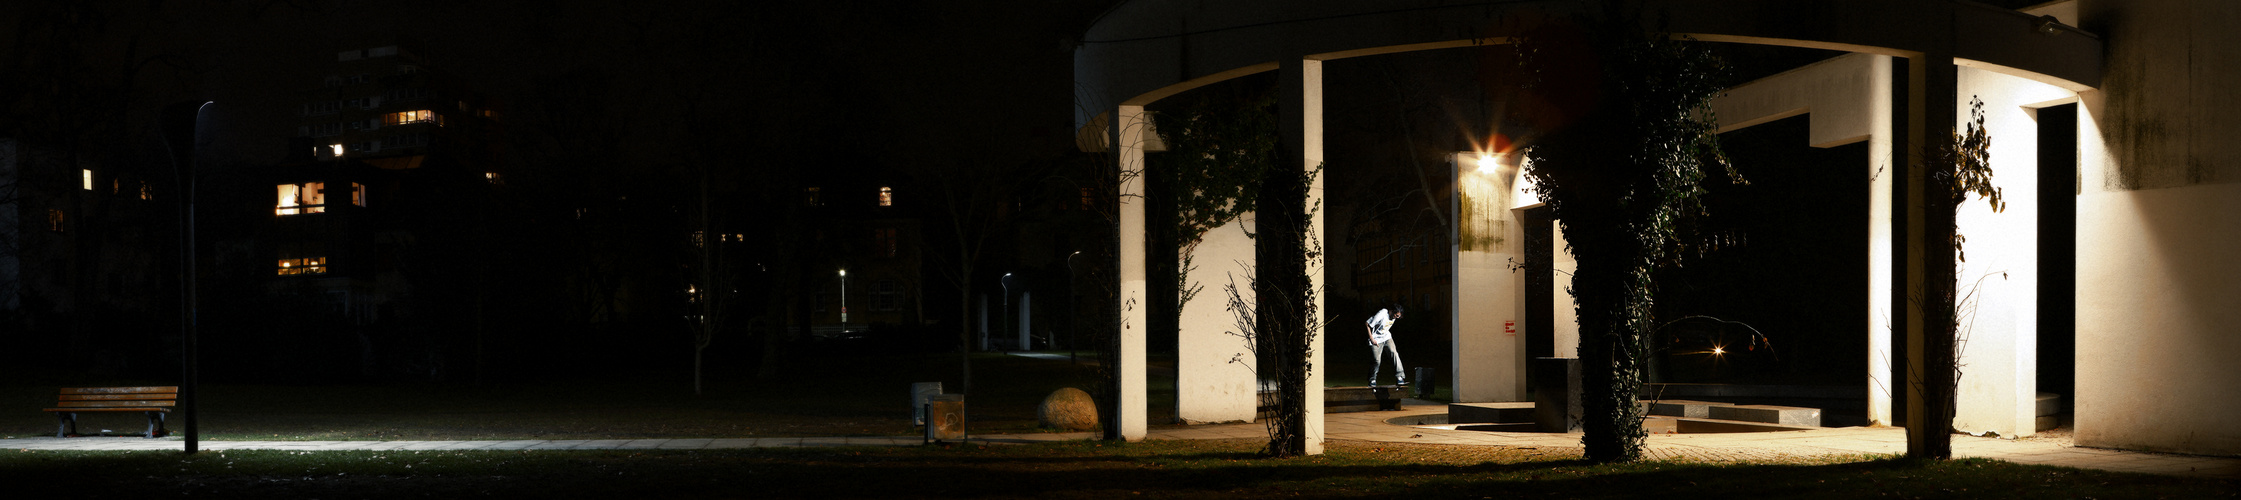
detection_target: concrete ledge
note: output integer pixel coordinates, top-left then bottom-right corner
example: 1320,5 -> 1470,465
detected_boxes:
1707,404 -> 1822,427
1646,400 -> 1736,418
1449,402 -> 1536,424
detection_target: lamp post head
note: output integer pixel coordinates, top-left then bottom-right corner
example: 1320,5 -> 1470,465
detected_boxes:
839,269 -> 847,277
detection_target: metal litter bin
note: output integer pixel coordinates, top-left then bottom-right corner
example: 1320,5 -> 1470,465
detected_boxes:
924,394 -> 967,443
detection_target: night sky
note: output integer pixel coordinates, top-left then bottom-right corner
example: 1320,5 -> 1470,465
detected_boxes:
9,1 -> 1115,174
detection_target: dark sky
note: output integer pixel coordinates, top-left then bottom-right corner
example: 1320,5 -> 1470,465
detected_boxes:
13,1 -> 1116,175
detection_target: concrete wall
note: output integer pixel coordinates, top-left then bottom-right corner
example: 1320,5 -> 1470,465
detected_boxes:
1453,153 -> 1525,402
1950,66 -> 2073,439
1448,153 -> 1590,402
1551,225 -> 1580,358
2070,0 -> 2241,456
1176,217 -> 1260,423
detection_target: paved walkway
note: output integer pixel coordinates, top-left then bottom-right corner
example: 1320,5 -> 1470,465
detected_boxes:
7,403 -> 2236,479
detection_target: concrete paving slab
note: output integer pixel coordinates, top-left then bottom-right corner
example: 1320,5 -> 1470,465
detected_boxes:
657,439 -> 713,450
526,440 -> 591,450
574,440 -> 633,450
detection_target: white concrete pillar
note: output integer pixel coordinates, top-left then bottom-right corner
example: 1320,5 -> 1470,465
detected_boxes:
1018,292 -> 1032,350
1177,217 -> 1259,423
1279,58 -> 1327,455
1865,55 -> 1897,427
1116,104 -> 1150,441
1452,153 -> 1526,402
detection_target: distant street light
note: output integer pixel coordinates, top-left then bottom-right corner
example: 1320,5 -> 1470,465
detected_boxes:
839,269 -> 849,333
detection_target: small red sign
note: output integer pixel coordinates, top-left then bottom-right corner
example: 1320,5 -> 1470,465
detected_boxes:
1504,321 -> 1515,334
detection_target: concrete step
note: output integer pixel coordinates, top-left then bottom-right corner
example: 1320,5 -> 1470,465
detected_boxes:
1448,402 -> 1535,424
1706,404 -> 1822,427
1645,415 -> 1819,434
1262,386 -> 1406,416
2036,392 -> 2063,417
1645,399 -> 1735,418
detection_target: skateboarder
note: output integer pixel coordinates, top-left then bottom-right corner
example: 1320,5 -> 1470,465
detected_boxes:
1366,304 -> 1406,386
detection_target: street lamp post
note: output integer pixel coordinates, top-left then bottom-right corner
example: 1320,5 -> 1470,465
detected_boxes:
839,269 -> 848,333
1065,251 -> 1081,363
160,101 -> 211,454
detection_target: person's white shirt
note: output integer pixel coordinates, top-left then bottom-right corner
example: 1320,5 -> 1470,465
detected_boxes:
1366,308 -> 1395,345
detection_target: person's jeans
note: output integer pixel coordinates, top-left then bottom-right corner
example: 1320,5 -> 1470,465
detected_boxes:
1369,339 -> 1406,385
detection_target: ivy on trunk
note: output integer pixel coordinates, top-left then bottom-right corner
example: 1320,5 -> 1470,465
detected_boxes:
1514,2 -> 1738,463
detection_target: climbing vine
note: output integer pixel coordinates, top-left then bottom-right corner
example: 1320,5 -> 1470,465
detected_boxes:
1514,2 -> 1738,463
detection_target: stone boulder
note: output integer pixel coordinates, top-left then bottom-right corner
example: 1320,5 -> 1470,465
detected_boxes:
1037,387 -> 1100,431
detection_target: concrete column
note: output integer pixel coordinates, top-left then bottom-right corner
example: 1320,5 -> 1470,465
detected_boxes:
1904,41 -> 1959,457
1278,58 -> 1326,455
1117,104 -> 1150,441
1177,217 -> 1258,423
1452,153 -> 1526,402
1866,55 -> 1897,427
1018,292 -> 1032,351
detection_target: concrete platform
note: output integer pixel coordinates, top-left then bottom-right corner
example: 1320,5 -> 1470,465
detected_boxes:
1645,399 -> 1736,418
4,403 -> 2233,480
1706,404 -> 1823,427
1448,402 -> 1535,424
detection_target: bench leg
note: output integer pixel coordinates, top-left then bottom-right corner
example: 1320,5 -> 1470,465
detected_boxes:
145,412 -> 168,439
55,412 -> 76,438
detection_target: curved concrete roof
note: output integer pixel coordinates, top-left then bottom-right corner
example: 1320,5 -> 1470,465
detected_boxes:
1074,0 -> 2101,126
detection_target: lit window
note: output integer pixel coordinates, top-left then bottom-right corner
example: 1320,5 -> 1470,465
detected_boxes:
805,187 -> 822,206
139,183 -> 153,200
47,209 -> 65,232
277,257 -> 328,276
276,182 -> 327,215
879,186 -> 893,207
350,183 -> 366,207
1080,187 -> 1094,210
382,109 -> 437,126
82,169 -> 93,190
485,172 -> 502,184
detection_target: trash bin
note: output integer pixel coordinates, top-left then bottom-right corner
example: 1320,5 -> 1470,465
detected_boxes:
1412,367 -> 1435,399
924,394 -> 967,443
911,382 -> 942,426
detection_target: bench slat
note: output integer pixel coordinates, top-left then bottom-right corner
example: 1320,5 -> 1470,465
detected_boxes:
45,407 -> 172,413
60,387 -> 178,395
61,393 -> 176,401
53,400 -> 175,408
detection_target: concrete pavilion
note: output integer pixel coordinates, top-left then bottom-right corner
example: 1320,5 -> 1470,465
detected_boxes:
1075,0 -> 2239,457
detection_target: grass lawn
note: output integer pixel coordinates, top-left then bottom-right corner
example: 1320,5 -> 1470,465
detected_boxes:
1,352 -> 1178,440
4,439 -> 2231,499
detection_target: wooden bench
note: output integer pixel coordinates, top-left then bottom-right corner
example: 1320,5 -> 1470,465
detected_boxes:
43,386 -> 176,438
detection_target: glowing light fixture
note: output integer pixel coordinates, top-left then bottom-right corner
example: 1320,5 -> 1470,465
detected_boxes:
1712,346 -> 1726,355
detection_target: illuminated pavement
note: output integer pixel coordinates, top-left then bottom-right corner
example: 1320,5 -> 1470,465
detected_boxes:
6,403 -> 2236,479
